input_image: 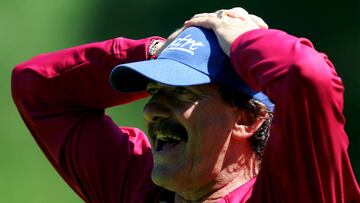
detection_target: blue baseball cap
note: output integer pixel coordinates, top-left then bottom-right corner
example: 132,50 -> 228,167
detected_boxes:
110,26 -> 274,111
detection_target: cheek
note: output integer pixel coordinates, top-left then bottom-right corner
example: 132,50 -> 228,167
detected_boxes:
185,105 -> 235,138
196,116 -> 233,157
183,105 -> 235,169
182,101 -> 235,147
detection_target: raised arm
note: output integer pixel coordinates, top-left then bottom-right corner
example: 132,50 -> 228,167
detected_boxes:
231,28 -> 359,203
185,8 -> 360,203
11,36 -> 165,202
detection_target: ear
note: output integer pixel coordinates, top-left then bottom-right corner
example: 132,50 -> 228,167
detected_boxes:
231,109 -> 265,140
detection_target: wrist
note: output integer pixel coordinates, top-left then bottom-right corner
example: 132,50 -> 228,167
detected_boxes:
148,39 -> 165,59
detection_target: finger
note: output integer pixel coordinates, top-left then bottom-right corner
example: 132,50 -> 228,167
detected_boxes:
225,7 -> 250,20
192,12 -> 216,19
250,14 -> 268,28
184,16 -> 220,30
167,27 -> 185,41
216,10 -> 224,18
215,9 -> 230,18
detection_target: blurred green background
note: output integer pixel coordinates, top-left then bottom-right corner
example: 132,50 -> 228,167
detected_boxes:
0,0 -> 359,202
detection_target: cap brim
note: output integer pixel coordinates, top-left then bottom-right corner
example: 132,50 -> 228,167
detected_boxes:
110,58 -> 213,92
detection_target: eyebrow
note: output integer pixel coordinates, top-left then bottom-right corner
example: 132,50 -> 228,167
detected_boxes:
146,82 -> 163,89
146,82 -> 215,96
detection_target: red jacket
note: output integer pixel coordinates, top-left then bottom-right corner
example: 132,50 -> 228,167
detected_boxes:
12,29 -> 360,202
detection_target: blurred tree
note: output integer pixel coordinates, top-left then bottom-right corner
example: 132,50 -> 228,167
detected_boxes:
1,0 -> 358,202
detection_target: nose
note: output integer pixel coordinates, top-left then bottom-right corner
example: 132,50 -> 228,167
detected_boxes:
143,94 -> 171,123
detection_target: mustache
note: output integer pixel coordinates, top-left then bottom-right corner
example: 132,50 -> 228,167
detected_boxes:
147,120 -> 188,142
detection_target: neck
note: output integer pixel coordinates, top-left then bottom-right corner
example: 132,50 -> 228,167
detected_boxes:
174,154 -> 259,202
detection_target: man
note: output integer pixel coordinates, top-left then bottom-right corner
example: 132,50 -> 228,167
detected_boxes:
12,7 -> 360,203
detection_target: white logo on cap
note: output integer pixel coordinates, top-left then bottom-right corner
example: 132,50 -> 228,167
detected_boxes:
165,34 -> 204,55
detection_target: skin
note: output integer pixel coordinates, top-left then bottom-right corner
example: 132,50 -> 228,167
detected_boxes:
146,7 -> 269,202
143,83 -> 264,202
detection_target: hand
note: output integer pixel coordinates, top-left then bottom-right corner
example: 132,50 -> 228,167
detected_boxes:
155,27 -> 185,57
184,7 -> 268,56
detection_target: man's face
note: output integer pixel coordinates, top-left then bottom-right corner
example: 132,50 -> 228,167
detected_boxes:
143,82 -> 241,192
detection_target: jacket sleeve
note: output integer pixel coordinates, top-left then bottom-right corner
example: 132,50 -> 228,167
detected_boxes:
230,29 -> 360,203
11,36 -> 164,203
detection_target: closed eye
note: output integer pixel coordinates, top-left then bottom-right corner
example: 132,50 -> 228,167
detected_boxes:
173,87 -> 192,95
146,84 -> 160,95
147,87 -> 159,95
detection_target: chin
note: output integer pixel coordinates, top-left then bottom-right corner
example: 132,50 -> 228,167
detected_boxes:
151,165 -> 186,192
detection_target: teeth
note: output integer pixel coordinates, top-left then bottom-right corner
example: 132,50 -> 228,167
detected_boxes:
157,134 -> 181,141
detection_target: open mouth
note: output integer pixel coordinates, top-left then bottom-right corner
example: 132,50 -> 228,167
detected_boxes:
156,134 -> 181,151
148,120 -> 188,152
155,133 -> 185,151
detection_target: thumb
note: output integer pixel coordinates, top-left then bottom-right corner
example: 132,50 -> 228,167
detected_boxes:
184,16 -> 220,30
